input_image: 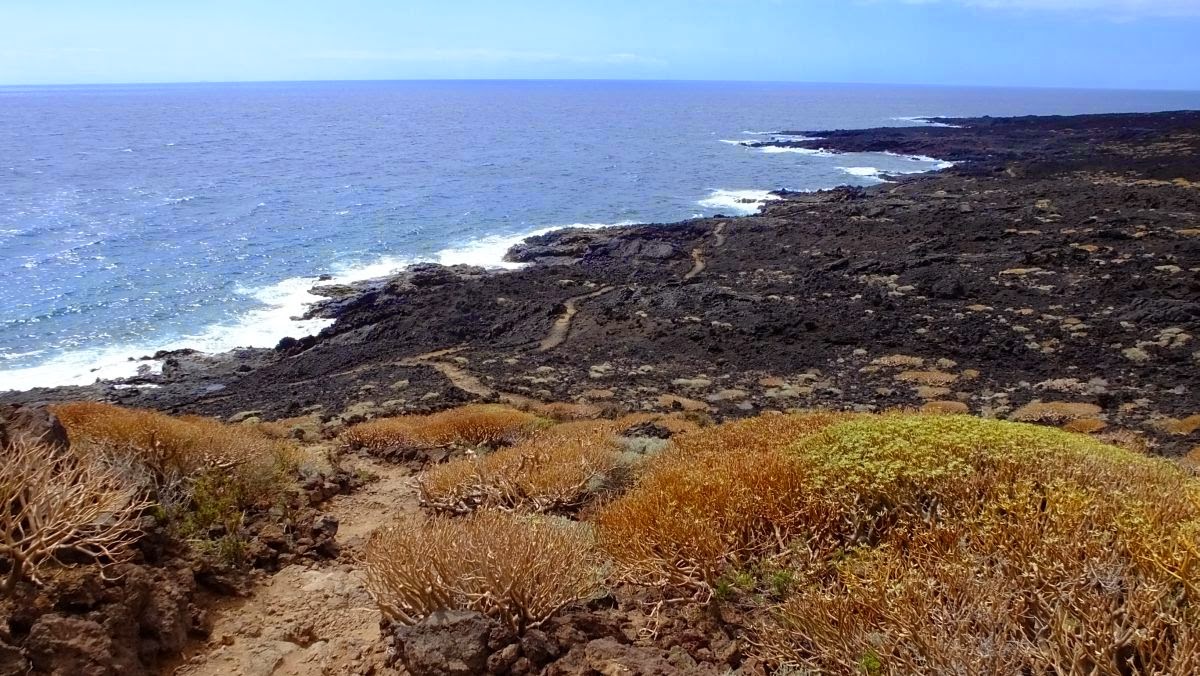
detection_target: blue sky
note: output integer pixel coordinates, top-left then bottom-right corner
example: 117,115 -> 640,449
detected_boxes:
1,0 -> 1198,89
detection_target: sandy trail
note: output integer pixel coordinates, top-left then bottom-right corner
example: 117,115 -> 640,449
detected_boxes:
537,286 -> 616,352
173,455 -> 415,676
683,222 -> 726,281
683,249 -> 706,280
400,347 -> 495,399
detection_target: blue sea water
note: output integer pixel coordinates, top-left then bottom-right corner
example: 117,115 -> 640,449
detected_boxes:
3,80 -> 1200,391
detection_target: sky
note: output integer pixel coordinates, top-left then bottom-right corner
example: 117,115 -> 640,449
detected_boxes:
1,0 -> 1198,89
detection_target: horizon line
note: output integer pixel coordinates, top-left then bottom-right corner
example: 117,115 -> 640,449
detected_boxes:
1,77 -> 1199,94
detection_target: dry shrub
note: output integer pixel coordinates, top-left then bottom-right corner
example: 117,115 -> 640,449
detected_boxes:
594,410 -> 1200,670
1009,399 -> 1103,424
52,401 -> 300,552
1,440 -> 147,594
53,402 -> 299,487
894,370 -> 958,386
871,354 -> 925,368
364,510 -> 601,629
1158,414 -> 1200,436
594,412 -> 854,586
343,404 -> 544,454
1063,416 -> 1108,433
419,421 -> 620,514
919,400 -> 969,414
747,414 -> 1200,673
341,416 -> 421,453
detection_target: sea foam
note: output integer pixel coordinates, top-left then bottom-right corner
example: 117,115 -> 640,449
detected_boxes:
839,166 -> 882,177
697,189 -> 780,215
758,146 -> 835,157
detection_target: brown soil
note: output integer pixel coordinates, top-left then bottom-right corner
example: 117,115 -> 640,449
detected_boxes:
171,454 -> 416,676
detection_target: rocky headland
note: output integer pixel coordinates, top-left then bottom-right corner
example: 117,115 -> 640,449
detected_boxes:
5,110 -> 1199,455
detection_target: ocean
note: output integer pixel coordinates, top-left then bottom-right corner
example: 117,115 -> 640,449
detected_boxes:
3,80 -> 1200,391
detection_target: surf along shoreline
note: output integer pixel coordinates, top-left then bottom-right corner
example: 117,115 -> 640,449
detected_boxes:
5,110 -> 1199,455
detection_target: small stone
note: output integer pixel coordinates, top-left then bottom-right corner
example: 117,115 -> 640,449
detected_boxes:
1122,347 -> 1151,363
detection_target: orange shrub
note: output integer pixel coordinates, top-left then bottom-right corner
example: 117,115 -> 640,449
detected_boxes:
342,404 -> 545,454
419,421 -> 620,514
596,411 -> 1200,672
594,412 -> 853,585
364,510 -> 601,629
53,401 -> 299,484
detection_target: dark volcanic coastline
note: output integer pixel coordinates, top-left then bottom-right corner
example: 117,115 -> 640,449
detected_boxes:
7,111 -> 1199,454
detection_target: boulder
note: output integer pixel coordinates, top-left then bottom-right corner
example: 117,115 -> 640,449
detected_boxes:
0,403 -> 70,452
546,638 -> 687,675
25,615 -> 119,675
396,610 -> 495,676
0,639 -> 28,676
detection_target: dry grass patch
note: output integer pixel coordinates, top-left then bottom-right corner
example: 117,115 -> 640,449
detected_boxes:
919,400 -> 969,414
894,370 -> 958,386
594,411 -> 1200,671
364,510 -> 601,629
342,404 -> 545,454
595,412 -> 855,586
53,402 -> 300,488
1010,399 -> 1103,424
870,354 -> 925,368
1157,413 -> 1200,436
751,415 -> 1200,673
1063,417 -> 1108,433
52,402 -> 303,563
1,440 -> 148,594
419,421 -> 622,514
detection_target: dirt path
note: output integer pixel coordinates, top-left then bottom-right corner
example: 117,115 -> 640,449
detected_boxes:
400,347 -> 495,399
683,248 -> 706,280
173,455 -> 415,676
712,222 -> 727,247
537,286 -> 616,352
683,223 -> 726,281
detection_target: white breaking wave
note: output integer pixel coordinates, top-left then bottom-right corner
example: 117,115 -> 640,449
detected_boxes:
697,189 -> 780,216
839,167 -> 884,178
758,146 -> 836,157
718,139 -> 761,145
0,220 -> 638,392
882,152 -> 957,171
891,116 -> 962,129
0,349 -> 44,361
436,221 -> 636,270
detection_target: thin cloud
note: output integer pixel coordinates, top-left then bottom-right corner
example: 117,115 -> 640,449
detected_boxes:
896,0 -> 1200,17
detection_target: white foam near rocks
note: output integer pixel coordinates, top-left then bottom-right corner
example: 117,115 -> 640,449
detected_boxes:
697,189 -> 781,215
0,221 -> 639,391
435,221 -> 637,270
882,152 -> 957,171
839,166 -> 883,177
757,145 -> 836,157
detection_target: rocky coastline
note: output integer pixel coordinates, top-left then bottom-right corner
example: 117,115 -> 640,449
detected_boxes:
5,110 -> 1199,455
